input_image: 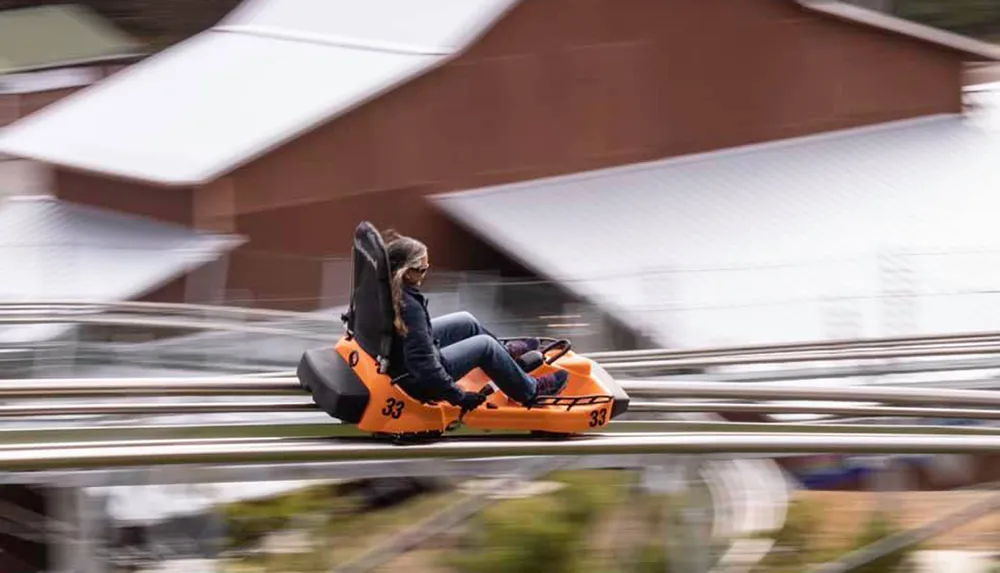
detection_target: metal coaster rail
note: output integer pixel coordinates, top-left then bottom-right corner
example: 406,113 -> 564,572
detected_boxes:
0,300 -> 318,322
3,396 -> 1000,421
5,302 -> 1000,475
4,376 -> 1000,408
4,399 -> 1000,421
587,331 -> 1000,362
5,419 -> 1000,448
2,433 -> 1000,472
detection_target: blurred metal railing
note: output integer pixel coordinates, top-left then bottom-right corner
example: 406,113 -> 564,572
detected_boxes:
1,433 -> 999,472
9,300 -> 1000,365
619,380 -> 1000,406
587,330 -> 1000,361
4,419 -> 1000,445
629,401 -> 1000,420
4,376 -> 1000,408
3,397 -> 998,421
0,300 -> 330,322
0,314 -> 337,339
598,345 -> 1000,370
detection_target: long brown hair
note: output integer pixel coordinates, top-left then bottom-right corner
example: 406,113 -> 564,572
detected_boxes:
381,229 -> 427,335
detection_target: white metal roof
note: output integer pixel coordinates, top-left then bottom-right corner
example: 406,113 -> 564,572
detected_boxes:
0,195 -> 244,344
0,67 -> 102,95
433,113 -> 1000,349
218,0 -> 519,54
0,0 -> 520,185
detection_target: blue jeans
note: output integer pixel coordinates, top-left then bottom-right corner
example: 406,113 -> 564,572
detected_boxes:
432,312 -> 538,404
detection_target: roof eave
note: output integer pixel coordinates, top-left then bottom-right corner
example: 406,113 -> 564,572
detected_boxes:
0,0 -> 524,187
797,0 -> 1000,62
0,51 -> 149,75
0,149 -> 204,188
0,52 -> 452,187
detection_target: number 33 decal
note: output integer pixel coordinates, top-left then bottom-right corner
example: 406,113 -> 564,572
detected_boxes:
589,408 -> 607,427
382,397 -> 405,419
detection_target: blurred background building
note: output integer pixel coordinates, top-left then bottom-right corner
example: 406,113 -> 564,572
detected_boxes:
3,0 -> 1000,354
3,1 -> 1000,572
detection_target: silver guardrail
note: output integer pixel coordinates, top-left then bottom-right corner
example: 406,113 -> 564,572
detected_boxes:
587,331 -> 1000,361
598,344 -> 1000,369
0,377 -> 302,397
0,300 -> 326,322
7,300 -> 1000,349
211,355 -> 1000,382
4,399 -> 1000,421
0,400 -> 318,416
619,380 -> 1000,407
4,377 -> 1000,408
662,356 -> 1000,384
2,433 -> 1000,471
17,313 -> 1000,367
9,301 -> 1000,365
3,398 -> 998,421
0,314 -> 337,339
629,401 -> 1000,420
4,419 -> 1000,445
0,377 -> 301,397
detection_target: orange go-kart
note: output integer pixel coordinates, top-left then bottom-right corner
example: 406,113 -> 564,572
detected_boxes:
296,222 -> 630,441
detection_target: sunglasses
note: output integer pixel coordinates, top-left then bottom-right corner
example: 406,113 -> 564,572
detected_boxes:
412,264 -> 430,274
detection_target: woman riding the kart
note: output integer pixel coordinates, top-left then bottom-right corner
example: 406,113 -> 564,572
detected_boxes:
382,229 -> 569,412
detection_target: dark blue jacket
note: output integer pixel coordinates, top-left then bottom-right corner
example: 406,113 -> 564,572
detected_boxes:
388,284 -> 463,403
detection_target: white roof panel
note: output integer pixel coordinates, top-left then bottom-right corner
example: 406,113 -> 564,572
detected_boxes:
0,195 -> 244,344
433,114 -> 1000,348
219,0 -> 520,53
0,32 -> 438,185
0,0 -> 519,185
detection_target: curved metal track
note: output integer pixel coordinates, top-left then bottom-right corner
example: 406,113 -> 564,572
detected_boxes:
4,397 -> 1000,422
0,300 -> 320,322
6,377 -> 1000,408
0,314 -> 336,339
3,432 -> 1000,472
0,377 -> 303,397
629,400 -> 1000,420
3,419 -> 999,447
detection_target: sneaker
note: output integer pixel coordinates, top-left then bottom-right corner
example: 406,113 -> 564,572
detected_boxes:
533,370 -> 568,396
505,337 -> 540,359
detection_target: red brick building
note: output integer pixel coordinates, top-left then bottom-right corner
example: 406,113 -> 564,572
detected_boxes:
1,0 -> 997,318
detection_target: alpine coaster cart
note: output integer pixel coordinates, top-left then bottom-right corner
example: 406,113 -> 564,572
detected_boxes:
296,221 -> 631,441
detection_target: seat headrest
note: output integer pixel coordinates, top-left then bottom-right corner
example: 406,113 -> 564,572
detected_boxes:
344,221 -> 395,371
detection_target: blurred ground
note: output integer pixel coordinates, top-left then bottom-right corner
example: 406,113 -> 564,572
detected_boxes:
202,471 -> 1000,573
799,490 -> 1000,551
322,488 -> 1000,573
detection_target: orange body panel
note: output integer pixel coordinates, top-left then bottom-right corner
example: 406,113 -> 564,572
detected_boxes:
334,337 -> 620,435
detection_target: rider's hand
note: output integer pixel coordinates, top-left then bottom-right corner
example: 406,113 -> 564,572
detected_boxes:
449,390 -> 486,411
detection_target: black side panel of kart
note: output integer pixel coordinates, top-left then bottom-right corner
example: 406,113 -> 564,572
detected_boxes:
298,347 -> 370,424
